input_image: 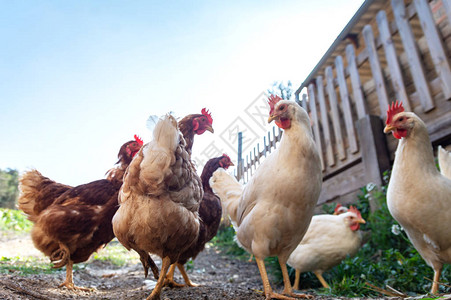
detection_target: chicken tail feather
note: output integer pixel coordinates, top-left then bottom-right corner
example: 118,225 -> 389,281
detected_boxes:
138,114 -> 181,192
18,170 -> 70,222
210,169 -> 242,225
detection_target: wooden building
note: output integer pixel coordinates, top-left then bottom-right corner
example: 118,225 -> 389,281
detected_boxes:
237,0 -> 451,208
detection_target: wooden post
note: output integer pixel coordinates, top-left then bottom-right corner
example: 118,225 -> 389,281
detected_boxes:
237,132 -> 243,181
391,0 -> 435,111
376,10 -> 411,111
356,115 -> 391,211
413,0 -> 451,101
335,55 -> 359,154
316,76 -> 335,167
346,44 -> 368,119
308,83 -> 325,171
326,66 -> 346,160
363,24 -> 390,115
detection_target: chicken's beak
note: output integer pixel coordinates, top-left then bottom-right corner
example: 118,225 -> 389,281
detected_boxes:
206,125 -> 214,133
229,162 -> 235,167
384,125 -> 395,134
357,218 -> 366,224
268,114 -> 278,124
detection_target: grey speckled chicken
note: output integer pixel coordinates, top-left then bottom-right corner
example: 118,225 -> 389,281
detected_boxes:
112,114 -> 203,300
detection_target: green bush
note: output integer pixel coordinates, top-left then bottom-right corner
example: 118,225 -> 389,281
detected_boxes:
0,208 -> 32,232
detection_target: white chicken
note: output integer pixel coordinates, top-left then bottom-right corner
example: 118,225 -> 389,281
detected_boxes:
211,95 -> 322,300
287,206 -> 365,290
384,101 -> 451,294
112,114 -> 203,300
438,146 -> 451,180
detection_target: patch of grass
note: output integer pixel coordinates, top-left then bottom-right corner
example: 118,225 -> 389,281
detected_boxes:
0,256 -> 58,275
92,239 -> 139,266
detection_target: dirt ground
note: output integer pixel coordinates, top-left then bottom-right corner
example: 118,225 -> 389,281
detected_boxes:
0,234 -> 401,300
0,233 -> 287,300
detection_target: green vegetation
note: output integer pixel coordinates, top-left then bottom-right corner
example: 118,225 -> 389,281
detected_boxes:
212,171 -> 451,297
0,208 -> 32,233
0,256 -> 58,275
318,179 -> 451,297
0,168 -> 19,209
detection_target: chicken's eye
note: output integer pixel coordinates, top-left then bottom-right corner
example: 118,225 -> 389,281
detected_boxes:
398,117 -> 404,122
279,105 -> 285,111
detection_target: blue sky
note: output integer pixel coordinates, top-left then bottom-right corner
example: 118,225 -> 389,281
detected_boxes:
0,0 -> 364,186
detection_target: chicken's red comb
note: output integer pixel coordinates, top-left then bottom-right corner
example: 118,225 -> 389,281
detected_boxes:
201,108 -> 213,125
134,134 -> 144,146
386,100 -> 404,125
268,94 -> 282,115
334,203 -> 343,213
349,206 -> 362,218
222,153 -> 231,161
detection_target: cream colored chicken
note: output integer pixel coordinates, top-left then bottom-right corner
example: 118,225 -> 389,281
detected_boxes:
438,146 -> 451,180
211,95 -> 322,300
112,114 -> 203,300
384,101 -> 451,294
287,206 -> 365,290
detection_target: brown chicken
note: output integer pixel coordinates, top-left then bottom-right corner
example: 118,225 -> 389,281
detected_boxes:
164,154 -> 234,287
125,109 -> 214,281
178,107 -> 214,154
112,112 -> 214,300
18,136 -> 145,290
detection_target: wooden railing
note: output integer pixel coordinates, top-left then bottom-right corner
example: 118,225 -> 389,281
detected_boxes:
236,0 -> 451,204
235,126 -> 282,183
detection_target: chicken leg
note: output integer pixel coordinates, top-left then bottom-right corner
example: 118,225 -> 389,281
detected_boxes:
279,258 -> 312,299
255,257 -> 309,300
58,260 -> 91,291
431,267 -> 442,294
164,263 -> 199,287
313,271 -> 330,289
293,269 -> 301,290
177,263 -> 199,287
146,256 -> 171,300
164,264 -> 184,287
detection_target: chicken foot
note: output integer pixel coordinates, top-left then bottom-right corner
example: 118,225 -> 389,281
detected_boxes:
164,263 -> 199,287
164,264 -> 185,287
255,257 -> 304,300
146,256 -> 171,300
279,258 -> 313,299
313,271 -> 330,289
58,260 -> 91,291
177,263 -> 199,287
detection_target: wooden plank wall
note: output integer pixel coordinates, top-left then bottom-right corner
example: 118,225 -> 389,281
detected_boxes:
237,0 -> 451,206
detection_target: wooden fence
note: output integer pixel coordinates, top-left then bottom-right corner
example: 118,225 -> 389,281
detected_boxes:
236,0 -> 451,206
